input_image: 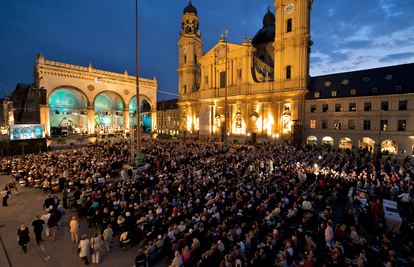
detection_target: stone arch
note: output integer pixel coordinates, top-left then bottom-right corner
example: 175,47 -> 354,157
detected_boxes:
128,94 -> 154,112
381,140 -> 398,155
322,136 -> 334,147
48,85 -> 91,107
358,137 -> 374,153
92,90 -> 126,109
307,135 -> 317,145
339,137 -> 352,150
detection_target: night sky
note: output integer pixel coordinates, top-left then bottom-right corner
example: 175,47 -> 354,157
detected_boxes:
1,0 -> 413,100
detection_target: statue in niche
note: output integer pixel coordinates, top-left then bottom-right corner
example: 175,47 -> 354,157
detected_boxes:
283,114 -> 291,131
251,106 -> 259,119
235,107 -> 242,129
182,110 -> 188,130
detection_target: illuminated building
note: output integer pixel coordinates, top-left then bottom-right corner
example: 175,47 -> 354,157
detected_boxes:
177,0 -> 312,144
305,63 -> 414,156
14,53 -> 158,136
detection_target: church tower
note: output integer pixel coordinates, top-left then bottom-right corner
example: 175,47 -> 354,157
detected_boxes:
273,0 -> 313,89
177,1 -> 203,97
273,0 -> 313,144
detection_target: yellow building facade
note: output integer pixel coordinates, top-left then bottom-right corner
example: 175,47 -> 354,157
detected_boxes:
178,0 -> 313,143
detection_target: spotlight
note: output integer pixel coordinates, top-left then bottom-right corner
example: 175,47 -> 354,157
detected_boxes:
54,110 -> 60,115
105,112 -> 108,115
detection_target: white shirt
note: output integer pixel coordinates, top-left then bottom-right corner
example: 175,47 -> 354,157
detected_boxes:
398,193 -> 412,203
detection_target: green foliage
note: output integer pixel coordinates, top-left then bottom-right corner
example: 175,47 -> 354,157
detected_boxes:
57,137 -> 66,149
35,142 -> 44,152
18,142 -> 29,155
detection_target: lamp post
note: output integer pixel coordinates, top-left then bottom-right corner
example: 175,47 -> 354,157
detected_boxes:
376,109 -> 383,159
224,29 -> 228,149
135,0 -> 143,167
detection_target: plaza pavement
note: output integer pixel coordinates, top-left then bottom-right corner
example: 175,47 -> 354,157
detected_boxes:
0,174 -> 167,267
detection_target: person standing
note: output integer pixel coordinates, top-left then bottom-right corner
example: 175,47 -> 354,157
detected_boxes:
57,205 -> 66,226
32,215 -> 45,245
70,216 -> 80,243
17,223 -> 30,253
90,232 -> 103,264
102,224 -> 113,252
41,210 -> 51,236
1,187 -> 8,206
78,235 -> 90,265
9,179 -> 17,195
62,187 -> 69,209
48,213 -> 58,241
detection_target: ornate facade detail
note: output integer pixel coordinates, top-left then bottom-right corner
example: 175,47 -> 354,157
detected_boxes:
124,89 -> 129,95
87,84 -> 95,91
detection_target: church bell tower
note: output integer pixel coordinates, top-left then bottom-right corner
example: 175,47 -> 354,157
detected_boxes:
177,1 -> 203,97
273,0 -> 313,88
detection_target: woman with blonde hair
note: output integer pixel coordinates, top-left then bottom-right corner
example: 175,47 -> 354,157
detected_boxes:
42,209 -> 51,237
182,246 -> 191,262
70,216 -> 80,243
90,231 -> 104,264
169,250 -> 183,267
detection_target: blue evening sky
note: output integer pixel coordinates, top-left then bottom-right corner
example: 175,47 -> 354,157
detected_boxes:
1,0 -> 413,100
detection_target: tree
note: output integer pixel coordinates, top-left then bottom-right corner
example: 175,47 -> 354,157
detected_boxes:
57,137 -> 66,149
18,142 -> 29,155
35,142 -> 44,153
76,137 -> 84,147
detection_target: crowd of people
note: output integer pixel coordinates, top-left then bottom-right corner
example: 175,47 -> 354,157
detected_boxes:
2,138 -> 414,267
95,125 -> 124,134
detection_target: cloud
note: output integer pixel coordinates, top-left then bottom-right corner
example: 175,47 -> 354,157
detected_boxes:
310,57 -> 322,64
379,52 -> 414,63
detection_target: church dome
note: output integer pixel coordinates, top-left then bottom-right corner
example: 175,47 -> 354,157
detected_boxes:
252,9 -> 275,46
183,1 -> 197,16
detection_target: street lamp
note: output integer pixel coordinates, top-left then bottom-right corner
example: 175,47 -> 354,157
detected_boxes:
135,0 -> 143,167
224,29 -> 228,149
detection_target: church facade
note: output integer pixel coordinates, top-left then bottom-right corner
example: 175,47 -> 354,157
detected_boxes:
177,0 -> 313,144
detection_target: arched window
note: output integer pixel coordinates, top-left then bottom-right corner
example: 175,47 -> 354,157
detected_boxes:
183,85 -> 187,94
184,55 -> 187,63
287,19 -> 292,33
286,66 -> 291,79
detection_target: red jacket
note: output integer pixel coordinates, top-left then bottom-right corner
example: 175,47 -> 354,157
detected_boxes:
371,202 -> 383,214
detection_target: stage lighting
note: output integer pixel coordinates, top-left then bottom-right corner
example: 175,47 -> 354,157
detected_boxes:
54,110 -> 60,115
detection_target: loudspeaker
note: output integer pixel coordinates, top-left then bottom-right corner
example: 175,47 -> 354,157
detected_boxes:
252,133 -> 257,143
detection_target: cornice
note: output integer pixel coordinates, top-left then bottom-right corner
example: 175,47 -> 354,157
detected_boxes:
36,65 -> 157,88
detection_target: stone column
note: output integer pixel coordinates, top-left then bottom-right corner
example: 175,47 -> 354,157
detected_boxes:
151,111 -> 157,132
123,109 -> 129,131
39,105 -> 50,136
87,107 -> 95,134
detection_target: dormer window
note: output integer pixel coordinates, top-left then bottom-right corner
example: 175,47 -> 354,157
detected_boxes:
394,85 -> 402,92
350,89 -> 356,95
314,92 -> 320,98
341,79 -> 350,85
384,74 -> 394,81
331,90 -> 337,97
361,76 -> 371,83
371,87 -> 378,94
324,81 -> 332,87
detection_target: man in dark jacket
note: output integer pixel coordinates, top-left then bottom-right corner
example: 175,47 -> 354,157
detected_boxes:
43,195 -> 54,210
32,215 -> 45,244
